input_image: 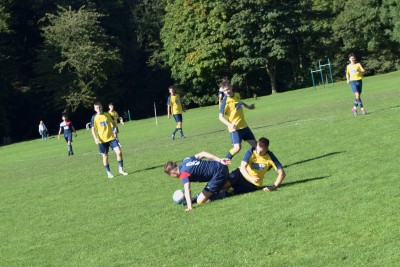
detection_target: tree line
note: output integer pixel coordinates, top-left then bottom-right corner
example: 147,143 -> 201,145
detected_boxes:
0,0 -> 399,143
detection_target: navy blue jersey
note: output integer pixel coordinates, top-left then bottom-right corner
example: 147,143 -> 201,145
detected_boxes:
179,156 -> 223,185
59,121 -> 74,136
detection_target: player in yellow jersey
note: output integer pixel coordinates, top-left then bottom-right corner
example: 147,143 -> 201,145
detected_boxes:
346,53 -> 367,115
91,101 -> 128,178
108,102 -> 124,146
219,80 -> 257,159
227,137 -> 286,194
167,86 -> 185,140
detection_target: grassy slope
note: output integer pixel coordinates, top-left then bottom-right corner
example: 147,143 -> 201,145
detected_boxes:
0,71 -> 399,266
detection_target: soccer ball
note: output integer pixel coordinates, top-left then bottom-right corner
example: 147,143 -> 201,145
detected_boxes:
172,189 -> 185,204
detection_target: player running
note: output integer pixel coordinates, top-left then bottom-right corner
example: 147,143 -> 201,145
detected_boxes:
219,80 -> 257,159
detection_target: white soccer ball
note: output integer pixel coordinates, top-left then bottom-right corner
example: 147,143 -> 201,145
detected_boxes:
172,189 -> 185,204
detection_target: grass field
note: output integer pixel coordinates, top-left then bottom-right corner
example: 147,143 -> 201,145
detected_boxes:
1,71 -> 399,266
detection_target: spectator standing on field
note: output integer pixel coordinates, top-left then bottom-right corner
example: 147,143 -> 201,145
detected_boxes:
346,53 -> 367,115
58,114 -> 77,156
167,86 -> 185,140
38,120 -> 48,140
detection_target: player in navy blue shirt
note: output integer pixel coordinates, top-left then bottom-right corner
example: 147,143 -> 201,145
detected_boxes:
164,151 -> 231,211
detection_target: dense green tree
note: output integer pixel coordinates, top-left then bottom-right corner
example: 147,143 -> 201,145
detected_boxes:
226,0 -> 305,93
36,5 -> 121,112
380,0 -> 400,43
161,0 -> 229,105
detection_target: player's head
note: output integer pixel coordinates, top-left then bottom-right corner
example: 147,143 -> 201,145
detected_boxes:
256,137 -> 270,156
108,102 -> 114,110
94,101 -> 103,114
164,161 -> 180,178
62,113 -> 69,121
348,53 -> 356,63
220,80 -> 233,96
168,86 -> 175,95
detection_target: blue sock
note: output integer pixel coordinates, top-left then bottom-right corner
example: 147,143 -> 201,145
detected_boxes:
178,128 -> 184,137
357,99 -> 363,108
104,164 -> 111,172
118,160 -> 123,168
172,128 -> 178,135
354,99 -> 358,107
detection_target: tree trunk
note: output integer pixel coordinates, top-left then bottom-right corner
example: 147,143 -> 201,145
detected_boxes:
265,63 -> 277,93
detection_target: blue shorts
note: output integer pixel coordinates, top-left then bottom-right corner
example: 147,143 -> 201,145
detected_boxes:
98,139 -> 120,154
204,164 -> 229,194
350,80 -> 362,93
173,114 -> 183,123
64,133 -> 73,142
228,168 -> 259,194
230,127 -> 256,145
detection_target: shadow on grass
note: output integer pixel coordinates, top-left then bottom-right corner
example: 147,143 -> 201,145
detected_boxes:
278,175 -> 331,188
283,151 -> 345,168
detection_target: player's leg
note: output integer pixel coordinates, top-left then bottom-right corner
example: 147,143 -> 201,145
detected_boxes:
243,127 -> 257,148
225,131 -> 241,159
100,143 -> 113,178
111,140 -> 128,176
350,82 -> 359,115
200,166 -> 231,203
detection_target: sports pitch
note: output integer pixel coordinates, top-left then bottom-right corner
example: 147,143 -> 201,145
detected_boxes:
1,71 -> 399,266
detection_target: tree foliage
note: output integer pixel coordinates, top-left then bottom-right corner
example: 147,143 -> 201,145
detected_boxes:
37,5 -> 121,111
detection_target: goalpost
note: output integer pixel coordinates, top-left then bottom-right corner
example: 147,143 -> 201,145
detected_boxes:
310,58 -> 334,91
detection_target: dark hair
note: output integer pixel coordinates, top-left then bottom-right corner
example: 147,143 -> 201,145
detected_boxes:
164,161 -> 178,174
108,102 -> 114,106
94,101 -> 102,106
62,113 -> 69,120
348,53 -> 356,59
168,86 -> 175,91
258,137 -> 270,148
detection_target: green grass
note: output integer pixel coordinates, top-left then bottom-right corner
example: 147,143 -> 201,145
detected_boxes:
1,71 -> 399,266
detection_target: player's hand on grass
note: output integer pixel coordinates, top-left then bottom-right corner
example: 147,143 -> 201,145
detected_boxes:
263,185 -> 277,192
185,207 -> 192,212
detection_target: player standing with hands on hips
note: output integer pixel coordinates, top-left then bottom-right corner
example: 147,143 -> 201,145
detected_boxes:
91,101 -> 128,179
346,53 -> 367,115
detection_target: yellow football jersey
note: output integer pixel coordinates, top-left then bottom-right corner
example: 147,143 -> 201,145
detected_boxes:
220,93 -> 248,132
108,110 -> 119,125
92,113 -> 115,143
241,148 -> 282,187
346,63 -> 364,81
168,94 -> 183,115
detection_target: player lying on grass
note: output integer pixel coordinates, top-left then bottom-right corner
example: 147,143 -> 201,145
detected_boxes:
164,152 -> 232,212
227,137 -> 286,194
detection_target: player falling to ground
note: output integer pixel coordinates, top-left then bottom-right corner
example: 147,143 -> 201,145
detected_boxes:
167,86 -> 185,140
164,151 -> 232,212
227,137 -> 286,194
108,102 -> 125,146
91,101 -> 128,179
346,53 -> 367,115
58,114 -> 77,156
219,80 -> 257,159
